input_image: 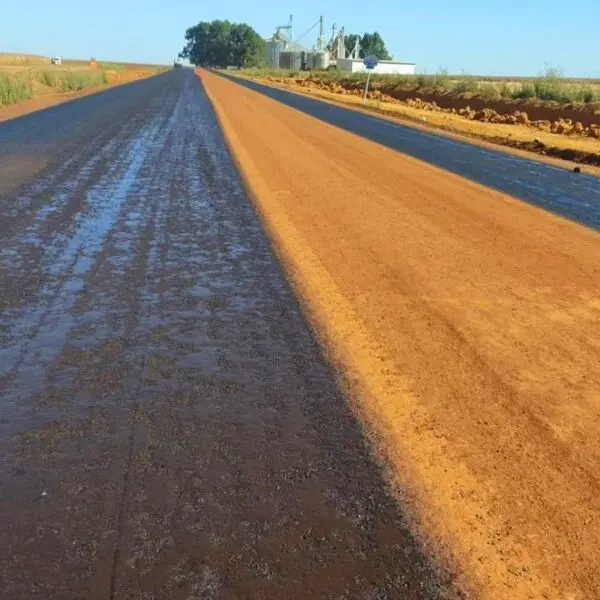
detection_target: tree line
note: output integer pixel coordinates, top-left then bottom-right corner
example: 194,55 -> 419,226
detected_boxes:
180,20 -> 265,68
181,20 -> 392,68
344,32 -> 392,61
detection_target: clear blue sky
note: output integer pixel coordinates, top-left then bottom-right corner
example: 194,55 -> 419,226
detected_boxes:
1,0 -> 598,77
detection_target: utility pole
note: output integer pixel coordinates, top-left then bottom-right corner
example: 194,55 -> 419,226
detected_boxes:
318,15 -> 324,51
338,27 -> 346,59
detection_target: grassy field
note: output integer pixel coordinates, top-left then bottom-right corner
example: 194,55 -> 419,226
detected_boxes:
0,54 -> 167,108
98,62 -> 125,72
0,53 -> 49,67
241,67 -> 600,105
0,68 -> 108,106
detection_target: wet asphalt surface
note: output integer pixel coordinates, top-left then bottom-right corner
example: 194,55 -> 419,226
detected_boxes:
0,70 -> 452,599
230,76 -> 600,230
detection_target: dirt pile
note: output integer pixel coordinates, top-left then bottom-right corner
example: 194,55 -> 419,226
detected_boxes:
455,108 -> 598,137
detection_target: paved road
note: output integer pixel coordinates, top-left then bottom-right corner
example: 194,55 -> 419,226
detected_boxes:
202,70 -> 600,600
0,73 -> 182,196
229,76 -> 600,230
0,70 -> 450,598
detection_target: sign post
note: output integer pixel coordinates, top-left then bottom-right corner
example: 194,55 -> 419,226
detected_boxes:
363,55 -> 379,105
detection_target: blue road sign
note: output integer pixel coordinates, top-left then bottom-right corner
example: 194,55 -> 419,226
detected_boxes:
364,55 -> 379,70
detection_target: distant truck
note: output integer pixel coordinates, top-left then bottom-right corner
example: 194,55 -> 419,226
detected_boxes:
50,56 -> 62,65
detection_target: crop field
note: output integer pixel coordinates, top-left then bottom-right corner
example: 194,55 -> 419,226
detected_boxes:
0,53 -> 167,109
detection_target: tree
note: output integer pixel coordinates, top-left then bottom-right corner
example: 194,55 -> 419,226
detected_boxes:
180,22 -> 210,65
207,20 -> 233,67
343,31 -> 392,60
180,20 -> 265,68
229,24 -> 266,68
344,34 -> 361,58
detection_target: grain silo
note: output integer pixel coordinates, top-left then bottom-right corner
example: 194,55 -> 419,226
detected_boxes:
266,14 -> 337,71
278,42 -> 305,70
264,15 -> 293,69
311,51 -> 330,70
265,38 -> 284,69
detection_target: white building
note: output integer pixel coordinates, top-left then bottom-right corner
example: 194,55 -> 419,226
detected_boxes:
337,58 -> 416,75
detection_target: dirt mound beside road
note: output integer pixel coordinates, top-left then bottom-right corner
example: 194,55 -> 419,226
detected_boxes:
284,75 -> 600,136
340,77 -> 600,128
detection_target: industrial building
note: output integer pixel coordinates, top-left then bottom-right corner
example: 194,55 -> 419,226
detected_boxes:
336,58 -> 416,75
264,15 -> 415,74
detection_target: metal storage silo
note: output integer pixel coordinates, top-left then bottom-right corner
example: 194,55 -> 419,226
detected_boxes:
265,39 -> 284,69
304,52 -> 314,70
279,51 -> 303,70
312,51 -> 330,70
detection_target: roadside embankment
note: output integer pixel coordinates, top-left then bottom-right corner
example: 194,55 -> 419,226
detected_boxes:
0,56 -> 167,122
239,71 -> 600,169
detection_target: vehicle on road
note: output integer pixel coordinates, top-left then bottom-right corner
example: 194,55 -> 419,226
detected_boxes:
50,56 -> 62,65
